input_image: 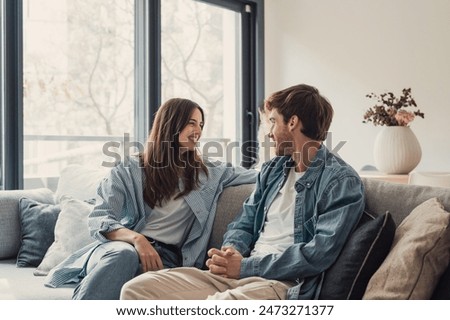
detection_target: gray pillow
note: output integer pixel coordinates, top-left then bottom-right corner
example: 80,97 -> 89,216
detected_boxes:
319,211 -> 396,299
432,264 -> 450,299
16,198 -> 61,267
0,188 -> 55,259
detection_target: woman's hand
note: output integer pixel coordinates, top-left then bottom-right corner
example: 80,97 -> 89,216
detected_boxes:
106,228 -> 163,273
133,234 -> 164,272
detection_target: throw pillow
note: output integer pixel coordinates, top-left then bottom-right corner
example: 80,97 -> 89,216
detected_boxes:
16,198 -> 61,267
432,263 -> 450,300
0,188 -> 55,259
363,197 -> 450,299
319,211 -> 396,299
34,195 -> 95,276
54,164 -> 110,203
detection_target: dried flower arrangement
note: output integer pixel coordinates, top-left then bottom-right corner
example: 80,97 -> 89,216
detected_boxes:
363,88 -> 424,126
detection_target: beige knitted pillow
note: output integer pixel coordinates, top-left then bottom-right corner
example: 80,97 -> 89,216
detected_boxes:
363,197 -> 450,299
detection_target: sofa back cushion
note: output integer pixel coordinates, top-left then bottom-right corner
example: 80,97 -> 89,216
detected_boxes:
361,178 -> 450,226
208,180 -> 450,258
208,184 -> 255,250
0,188 -> 55,259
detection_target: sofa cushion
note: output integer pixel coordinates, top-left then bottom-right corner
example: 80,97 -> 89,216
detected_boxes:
0,259 -> 73,299
16,198 -> 61,267
0,188 -> 55,259
34,196 -> 95,276
362,178 -> 450,226
54,164 -> 109,203
319,211 -> 395,300
363,197 -> 450,299
208,184 -> 255,251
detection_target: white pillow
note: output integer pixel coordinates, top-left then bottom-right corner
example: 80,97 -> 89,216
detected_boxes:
54,165 -> 110,203
34,196 -> 95,276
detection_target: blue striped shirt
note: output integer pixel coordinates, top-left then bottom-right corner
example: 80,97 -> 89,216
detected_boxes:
45,156 -> 257,288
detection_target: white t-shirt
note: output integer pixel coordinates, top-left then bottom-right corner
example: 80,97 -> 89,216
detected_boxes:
140,194 -> 194,247
251,167 -> 304,257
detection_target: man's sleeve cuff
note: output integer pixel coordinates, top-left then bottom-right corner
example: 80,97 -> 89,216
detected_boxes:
240,255 -> 261,278
222,242 -> 247,255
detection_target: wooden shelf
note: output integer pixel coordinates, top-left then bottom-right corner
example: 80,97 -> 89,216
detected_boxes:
359,171 -> 409,184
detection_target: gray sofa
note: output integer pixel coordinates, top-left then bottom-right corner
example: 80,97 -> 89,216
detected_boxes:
1,178 -> 449,300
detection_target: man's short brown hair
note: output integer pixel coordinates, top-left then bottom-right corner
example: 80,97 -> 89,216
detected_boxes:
265,84 -> 333,141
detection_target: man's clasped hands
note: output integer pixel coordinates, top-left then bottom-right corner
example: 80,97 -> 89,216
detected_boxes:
206,246 -> 243,279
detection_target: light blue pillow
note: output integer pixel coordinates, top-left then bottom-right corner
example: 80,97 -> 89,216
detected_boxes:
16,198 -> 61,267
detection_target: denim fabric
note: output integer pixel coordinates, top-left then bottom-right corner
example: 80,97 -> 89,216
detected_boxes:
222,145 -> 365,300
72,242 -> 140,300
72,240 -> 182,300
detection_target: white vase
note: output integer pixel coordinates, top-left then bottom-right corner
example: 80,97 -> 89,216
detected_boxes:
373,126 -> 422,174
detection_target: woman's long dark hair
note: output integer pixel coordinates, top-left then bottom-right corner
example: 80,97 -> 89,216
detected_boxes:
140,98 -> 208,208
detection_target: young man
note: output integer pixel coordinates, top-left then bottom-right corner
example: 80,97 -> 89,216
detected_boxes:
120,84 -> 365,300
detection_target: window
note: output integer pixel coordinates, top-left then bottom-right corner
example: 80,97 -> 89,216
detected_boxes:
0,0 -> 263,190
161,0 -> 242,164
22,0 -> 135,189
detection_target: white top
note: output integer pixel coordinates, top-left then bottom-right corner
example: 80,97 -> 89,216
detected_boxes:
140,194 -> 194,247
251,168 -> 304,257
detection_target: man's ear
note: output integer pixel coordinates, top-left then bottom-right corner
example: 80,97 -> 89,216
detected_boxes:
288,115 -> 300,131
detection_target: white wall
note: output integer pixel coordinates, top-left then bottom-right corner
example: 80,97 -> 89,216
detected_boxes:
264,0 -> 450,172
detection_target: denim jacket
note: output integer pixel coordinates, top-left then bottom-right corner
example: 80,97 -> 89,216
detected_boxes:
222,145 -> 365,300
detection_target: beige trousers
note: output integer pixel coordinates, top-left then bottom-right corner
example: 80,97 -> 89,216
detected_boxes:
120,267 -> 294,300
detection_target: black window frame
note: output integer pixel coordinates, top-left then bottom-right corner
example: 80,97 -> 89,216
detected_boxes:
1,0 -> 23,190
0,0 -> 264,189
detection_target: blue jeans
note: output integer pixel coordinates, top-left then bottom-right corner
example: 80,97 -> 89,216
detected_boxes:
72,240 -> 181,300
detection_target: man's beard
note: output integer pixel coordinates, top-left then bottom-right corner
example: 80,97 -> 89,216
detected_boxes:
275,139 -> 294,156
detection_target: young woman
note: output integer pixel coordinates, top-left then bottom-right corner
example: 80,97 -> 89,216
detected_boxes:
45,98 -> 257,299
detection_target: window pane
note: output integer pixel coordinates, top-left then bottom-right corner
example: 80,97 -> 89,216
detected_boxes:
161,0 -> 242,165
23,0 -> 135,190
